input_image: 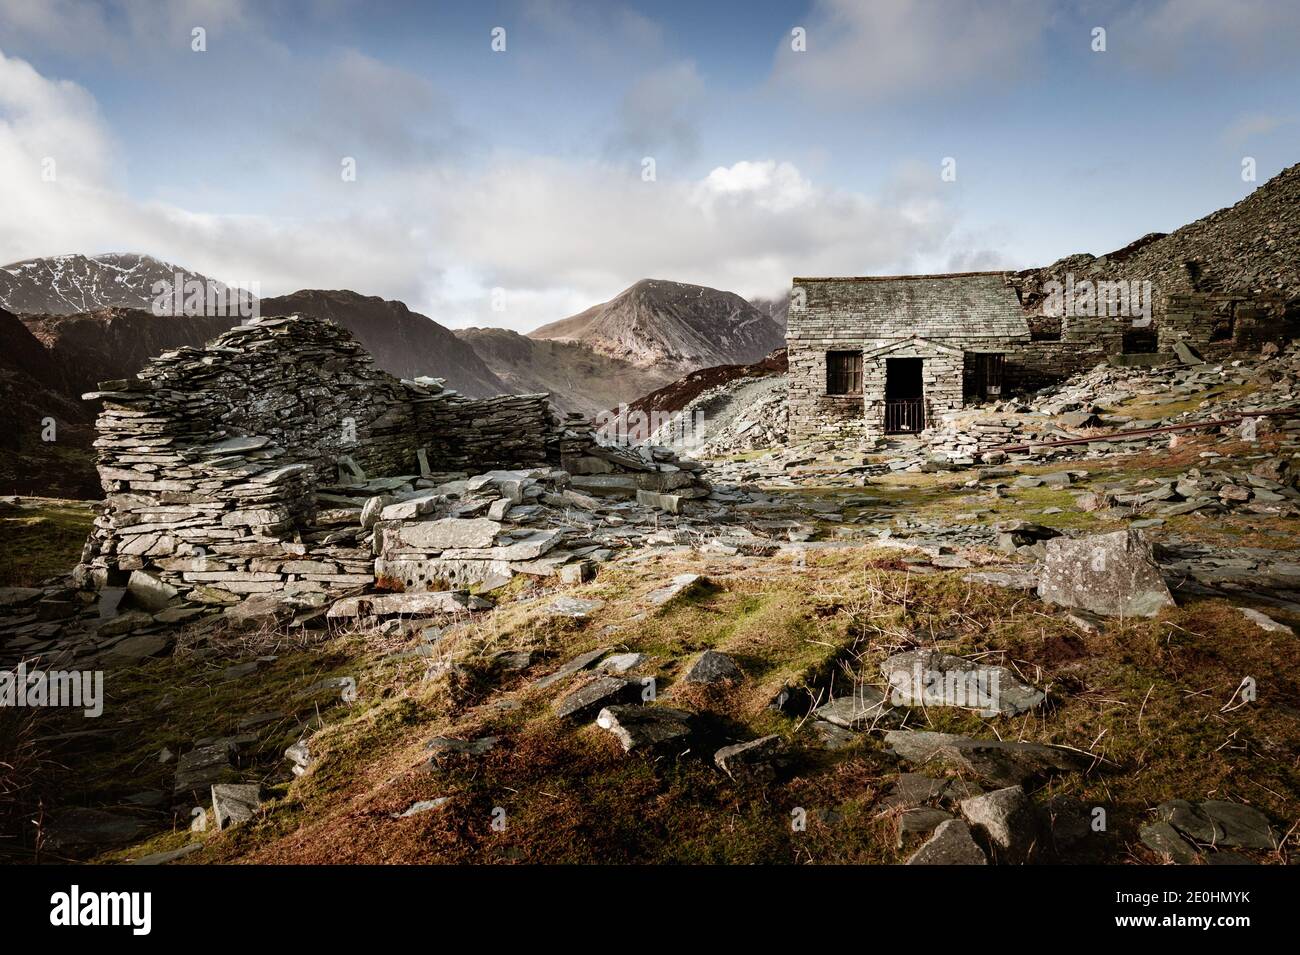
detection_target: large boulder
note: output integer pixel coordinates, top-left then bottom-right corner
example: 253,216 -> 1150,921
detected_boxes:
1037,529 -> 1174,617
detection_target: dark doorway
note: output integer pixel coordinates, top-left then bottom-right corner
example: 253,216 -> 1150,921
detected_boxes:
885,358 -> 924,433
1123,326 -> 1158,353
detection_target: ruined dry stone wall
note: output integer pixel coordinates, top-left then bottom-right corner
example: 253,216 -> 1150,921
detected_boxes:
77,314 -> 570,599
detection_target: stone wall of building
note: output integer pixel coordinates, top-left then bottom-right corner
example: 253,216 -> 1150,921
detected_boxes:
786,274 -> 1031,439
1160,292 -> 1293,356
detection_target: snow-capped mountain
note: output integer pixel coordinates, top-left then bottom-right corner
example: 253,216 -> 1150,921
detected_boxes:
0,253 -> 251,316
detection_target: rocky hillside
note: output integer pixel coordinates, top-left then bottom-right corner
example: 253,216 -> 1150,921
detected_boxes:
1020,162 -> 1300,304
22,308 -> 241,395
454,326 -> 672,415
0,308 -> 97,497
626,348 -> 787,419
749,293 -> 790,332
0,253 -> 248,316
257,290 -> 507,397
530,279 -> 784,374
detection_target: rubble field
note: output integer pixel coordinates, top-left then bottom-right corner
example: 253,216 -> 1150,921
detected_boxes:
2,346 -> 1299,865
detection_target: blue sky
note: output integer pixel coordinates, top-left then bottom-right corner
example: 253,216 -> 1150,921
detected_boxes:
1,0 -> 1297,330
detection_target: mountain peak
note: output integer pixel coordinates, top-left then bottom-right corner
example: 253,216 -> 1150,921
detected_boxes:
529,278 -> 783,372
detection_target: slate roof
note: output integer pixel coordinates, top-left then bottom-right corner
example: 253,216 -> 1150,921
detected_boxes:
791,272 -> 1031,340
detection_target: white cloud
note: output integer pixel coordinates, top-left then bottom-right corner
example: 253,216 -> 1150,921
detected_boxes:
772,0 -> 1049,102
0,50 -> 993,334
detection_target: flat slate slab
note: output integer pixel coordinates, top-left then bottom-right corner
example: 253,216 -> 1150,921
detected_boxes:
533,646 -> 610,690
714,734 -> 782,777
327,591 -> 485,618
543,597 -> 605,619
904,819 -> 988,865
646,573 -> 707,607
813,686 -> 899,730
553,676 -> 641,720
1140,821 -> 1200,864
882,649 -> 1044,717
885,730 -> 1085,788
44,807 -> 150,851
102,632 -> 172,666
174,739 -> 238,795
959,785 -> 1037,862
1158,799 -> 1278,850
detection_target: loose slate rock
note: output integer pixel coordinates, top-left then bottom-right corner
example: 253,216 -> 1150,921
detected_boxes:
1140,821 -> 1200,864
598,652 -> 646,674
905,819 -> 988,865
646,573 -> 707,607
1199,800 -> 1278,850
426,735 -> 499,757
813,686 -> 898,730
882,649 -> 1044,717
553,676 -> 641,719
285,740 -> 312,776
1156,799 -> 1221,843
44,807 -> 150,850
102,633 -> 172,666
811,720 -> 859,750
683,649 -> 742,684
533,646 -> 610,689
211,783 -> 263,831
394,797 -> 451,818
885,730 -> 1084,788
884,773 -> 956,809
1239,607 -> 1293,634
174,739 -> 238,795
129,843 -> 204,866
897,808 -> 953,849
595,704 -> 692,752
959,785 -> 1038,862
1037,529 -> 1175,617
714,734 -> 782,778
543,596 -> 605,619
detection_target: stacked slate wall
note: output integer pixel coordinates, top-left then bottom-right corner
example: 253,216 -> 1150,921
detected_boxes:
77,314 -> 570,598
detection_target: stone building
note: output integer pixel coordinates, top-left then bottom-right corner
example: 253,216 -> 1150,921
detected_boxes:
786,273 -> 1031,439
